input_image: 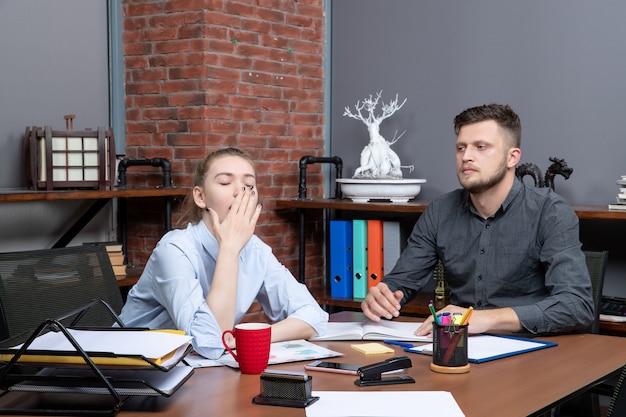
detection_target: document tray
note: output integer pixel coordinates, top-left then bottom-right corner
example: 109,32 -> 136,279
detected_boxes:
0,300 -> 194,415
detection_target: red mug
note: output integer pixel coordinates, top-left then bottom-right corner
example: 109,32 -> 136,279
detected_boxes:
222,323 -> 271,374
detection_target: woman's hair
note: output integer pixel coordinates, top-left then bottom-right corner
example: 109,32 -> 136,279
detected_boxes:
178,148 -> 256,226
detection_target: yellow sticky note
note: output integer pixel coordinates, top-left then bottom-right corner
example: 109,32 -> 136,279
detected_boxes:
350,343 -> 394,355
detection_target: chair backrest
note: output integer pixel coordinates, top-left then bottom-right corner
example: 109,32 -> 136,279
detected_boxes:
0,245 -> 124,341
607,365 -> 626,417
583,250 -> 608,334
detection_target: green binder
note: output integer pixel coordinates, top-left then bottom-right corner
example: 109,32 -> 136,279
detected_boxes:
352,219 -> 368,299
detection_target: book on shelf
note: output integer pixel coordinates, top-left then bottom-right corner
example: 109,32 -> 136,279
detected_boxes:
309,319 -> 431,342
608,203 -> 626,211
600,314 -> 626,323
83,241 -> 127,278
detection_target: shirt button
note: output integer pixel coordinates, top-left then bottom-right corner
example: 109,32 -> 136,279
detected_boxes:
480,249 -> 485,254
486,224 -> 490,229
476,300 -> 482,307
477,275 -> 483,281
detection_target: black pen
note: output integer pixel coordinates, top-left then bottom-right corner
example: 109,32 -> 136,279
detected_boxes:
383,340 -> 414,349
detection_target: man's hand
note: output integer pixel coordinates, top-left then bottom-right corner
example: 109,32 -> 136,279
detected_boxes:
361,282 -> 404,321
415,305 -> 522,336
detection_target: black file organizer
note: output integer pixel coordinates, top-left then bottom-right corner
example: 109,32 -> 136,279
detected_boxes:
0,299 -> 194,416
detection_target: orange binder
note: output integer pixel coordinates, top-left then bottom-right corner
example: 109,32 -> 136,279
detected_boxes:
367,219 -> 384,289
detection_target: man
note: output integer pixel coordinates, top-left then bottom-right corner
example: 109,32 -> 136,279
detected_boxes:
361,103 -> 594,336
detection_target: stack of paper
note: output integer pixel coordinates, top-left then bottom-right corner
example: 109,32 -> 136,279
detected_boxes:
609,176 -> 626,210
306,391 -> 465,417
1,329 -> 192,368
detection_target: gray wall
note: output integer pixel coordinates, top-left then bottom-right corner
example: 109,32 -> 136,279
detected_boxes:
330,1 -> 626,297
330,0 -> 626,206
0,0 -> 114,250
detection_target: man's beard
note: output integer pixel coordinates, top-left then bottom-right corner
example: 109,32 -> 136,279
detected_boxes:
459,157 -> 508,194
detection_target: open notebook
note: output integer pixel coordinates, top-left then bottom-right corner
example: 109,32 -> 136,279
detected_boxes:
310,320 -> 431,342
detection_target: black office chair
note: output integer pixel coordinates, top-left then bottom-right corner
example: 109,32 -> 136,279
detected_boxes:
584,250 -> 609,334
0,245 -> 124,343
554,250 -> 609,417
607,364 -> 626,417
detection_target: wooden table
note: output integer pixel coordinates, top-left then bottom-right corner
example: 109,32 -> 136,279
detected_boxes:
2,312 -> 625,417
127,317 -> 625,417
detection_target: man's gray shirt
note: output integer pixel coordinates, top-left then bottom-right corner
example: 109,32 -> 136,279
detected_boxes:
383,178 -> 594,334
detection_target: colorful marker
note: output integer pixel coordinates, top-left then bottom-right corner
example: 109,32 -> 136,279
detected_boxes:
429,300 -> 440,325
460,306 -> 474,325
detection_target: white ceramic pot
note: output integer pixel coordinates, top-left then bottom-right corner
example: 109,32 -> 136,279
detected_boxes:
336,178 -> 426,203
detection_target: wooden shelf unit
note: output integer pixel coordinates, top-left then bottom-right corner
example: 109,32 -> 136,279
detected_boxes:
0,187 -> 190,287
277,198 -> 626,334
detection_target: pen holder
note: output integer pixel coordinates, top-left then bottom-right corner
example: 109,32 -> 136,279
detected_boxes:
431,322 -> 470,374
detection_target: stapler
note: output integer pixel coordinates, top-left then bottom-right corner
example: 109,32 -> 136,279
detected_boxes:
354,356 -> 415,387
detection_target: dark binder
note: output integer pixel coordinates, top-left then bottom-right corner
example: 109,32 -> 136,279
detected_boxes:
329,220 -> 353,299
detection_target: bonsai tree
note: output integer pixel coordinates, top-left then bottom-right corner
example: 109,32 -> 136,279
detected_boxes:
343,91 -> 414,179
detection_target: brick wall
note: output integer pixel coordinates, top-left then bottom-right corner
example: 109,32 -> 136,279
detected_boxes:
121,0 -> 327,302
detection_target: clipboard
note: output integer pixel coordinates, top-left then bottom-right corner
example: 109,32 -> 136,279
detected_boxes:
406,333 -> 558,363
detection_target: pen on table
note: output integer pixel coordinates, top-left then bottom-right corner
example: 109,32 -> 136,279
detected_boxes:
383,340 -> 414,349
460,306 -> 474,325
429,300 -> 440,325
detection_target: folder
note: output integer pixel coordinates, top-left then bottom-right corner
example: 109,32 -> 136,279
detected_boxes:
352,219 -> 368,299
329,220 -> 353,299
367,219 -> 384,290
383,221 -> 401,274
406,334 -> 558,363
0,329 -> 193,368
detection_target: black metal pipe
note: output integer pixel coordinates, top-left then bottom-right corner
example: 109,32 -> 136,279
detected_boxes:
116,158 -> 174,261
298,155 -> 343,199
117,158 -> 172,188
296,155 -> 343,283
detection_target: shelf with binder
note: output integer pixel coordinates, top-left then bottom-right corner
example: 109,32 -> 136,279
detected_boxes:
276,198 -> 626,318
0,300 -> 194,415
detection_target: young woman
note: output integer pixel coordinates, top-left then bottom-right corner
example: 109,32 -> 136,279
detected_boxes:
118,148 -> 328,359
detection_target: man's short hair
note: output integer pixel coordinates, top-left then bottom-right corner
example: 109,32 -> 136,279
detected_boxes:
454,103 -> 521,148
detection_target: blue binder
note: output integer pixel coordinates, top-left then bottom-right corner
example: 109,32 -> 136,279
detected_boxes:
352,219 -> 368,299
329,220 -> 353,299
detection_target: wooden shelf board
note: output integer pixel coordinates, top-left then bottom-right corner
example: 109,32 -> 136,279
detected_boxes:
276,198 -> 626,220
0,187 -> 189,203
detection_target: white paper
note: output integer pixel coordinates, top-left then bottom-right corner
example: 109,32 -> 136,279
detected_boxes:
217,339 -> 342,368
306,391 -> 465,417
14,329 -> 192,360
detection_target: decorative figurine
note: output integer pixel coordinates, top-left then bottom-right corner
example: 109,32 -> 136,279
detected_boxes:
343,91 -> 414,179
515,157 -> 573,191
